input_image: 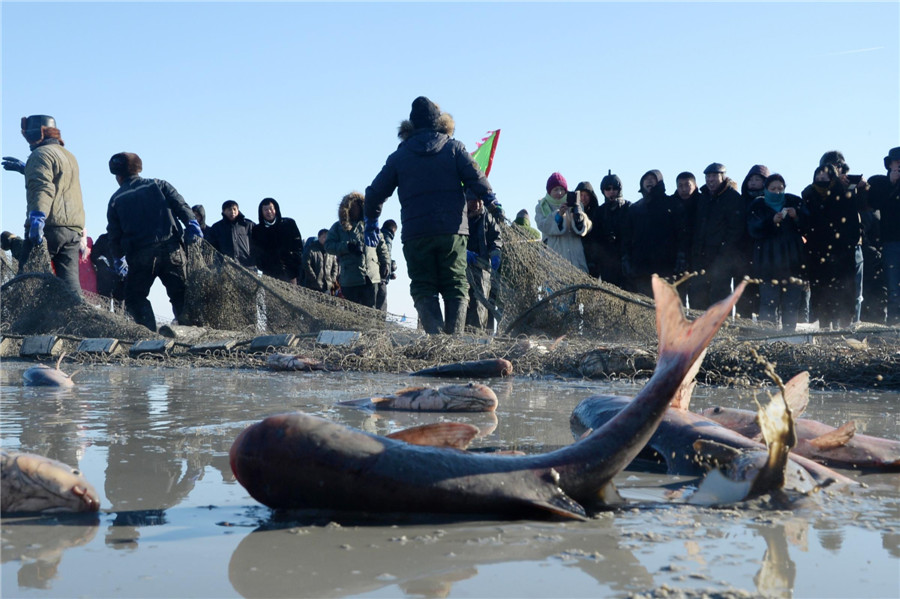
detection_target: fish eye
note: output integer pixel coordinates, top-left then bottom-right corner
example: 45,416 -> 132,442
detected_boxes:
713,407 -> 723,414
72,469 -> 80,475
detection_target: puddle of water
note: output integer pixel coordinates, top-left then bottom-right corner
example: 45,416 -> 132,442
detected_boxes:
1,362 -> 898,598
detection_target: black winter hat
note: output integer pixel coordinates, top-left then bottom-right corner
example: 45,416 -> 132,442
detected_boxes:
819,150 -> 848,173
599,172 -> 622,191
884,147 -> 900,170
410,96 -> 440,130
21,115 -> 56,142
109,152 -> 143,176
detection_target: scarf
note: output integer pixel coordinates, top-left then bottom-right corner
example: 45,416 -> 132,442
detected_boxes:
537,193 -> 564,218
764,190 -> 785,213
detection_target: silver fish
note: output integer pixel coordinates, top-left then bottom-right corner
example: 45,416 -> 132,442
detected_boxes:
1,450 -> 100,514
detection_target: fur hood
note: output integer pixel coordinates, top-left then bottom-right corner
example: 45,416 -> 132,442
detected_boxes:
397,112 -> 455,141
700,177 -> 739,197
338,191 -> 365,231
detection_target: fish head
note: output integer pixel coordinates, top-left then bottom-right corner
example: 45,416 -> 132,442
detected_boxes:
1,451 -> 100,513
23,364 -> 74,387
437,383 -> 499,412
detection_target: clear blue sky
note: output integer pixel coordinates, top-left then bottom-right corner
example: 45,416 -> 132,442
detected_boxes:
3,2 -> 898,324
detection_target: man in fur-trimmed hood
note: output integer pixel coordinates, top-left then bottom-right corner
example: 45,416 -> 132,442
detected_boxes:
325,191 -> 389,308
363,96 -> 500,334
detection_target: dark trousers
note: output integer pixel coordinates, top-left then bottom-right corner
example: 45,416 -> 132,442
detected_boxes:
20,227 -> 82,297
466,266 -> 491,330
402,234 -> 468,302
884,241 -> 900,325
125,241 -> 187,331
375,281 -> 388,312
759,280 -> 804,331
342,283 -> 377,308
689,260 -> 733,311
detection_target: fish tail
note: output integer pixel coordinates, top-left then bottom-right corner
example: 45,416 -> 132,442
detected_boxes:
653,275 -> 746,369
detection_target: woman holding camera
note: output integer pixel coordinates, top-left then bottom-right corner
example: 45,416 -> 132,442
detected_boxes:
534,172 -> 592,273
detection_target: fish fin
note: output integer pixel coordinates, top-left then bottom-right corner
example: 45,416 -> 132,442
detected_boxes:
782,372 -> 810,417
55,352 -> 66,370
394,386 -> 428,396
386,422 -> 480,449
652,275 -> 745,375
693,439 -> 742,464
669,347 -> 706,410
596,481 -> 625,506
809,421 -> 856,449
687,468 -> 754,506
578,427 -> 594,440
529,495 -> 589,521
337,398 -> 377,409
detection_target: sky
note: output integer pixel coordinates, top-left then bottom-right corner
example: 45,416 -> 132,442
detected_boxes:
2,1 -> 898,325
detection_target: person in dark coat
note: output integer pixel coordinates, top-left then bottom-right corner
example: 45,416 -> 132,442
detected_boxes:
622,170 -> 687,297
105,152 -> 203,331
364,96 -> 498,334
207,200 -> 255,268
865,146 -> 900,324
251,197 -> 302,283
90,232 -> 126,303
576,181 -> 603,280
584,173 -> 630,288
191,205 -> 211,236
689,162 -> 745,310
737,164 -> 770,317
326,192 -> 390,308
465,190 -> 502,331
801,164 -> 864,329
747,174 -> 808,331
302,229 -> 339,295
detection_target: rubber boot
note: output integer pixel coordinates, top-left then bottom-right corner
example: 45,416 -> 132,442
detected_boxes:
442,297 -> 468,335
414,296 -> 444,335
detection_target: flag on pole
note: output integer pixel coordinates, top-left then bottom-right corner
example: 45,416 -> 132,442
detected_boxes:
471,129 -> 500,177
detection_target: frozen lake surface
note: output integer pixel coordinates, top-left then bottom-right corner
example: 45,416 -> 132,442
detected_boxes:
1,361 -> 898,598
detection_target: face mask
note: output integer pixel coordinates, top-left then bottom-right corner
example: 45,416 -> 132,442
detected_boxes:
764,189 -> 785,213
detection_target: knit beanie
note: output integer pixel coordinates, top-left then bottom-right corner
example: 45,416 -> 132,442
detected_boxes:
409,96 -> 440,130
546,172 -> 568,193
109,152 -> 143,176
516,209 -> 529,220
599,173 -> 622,191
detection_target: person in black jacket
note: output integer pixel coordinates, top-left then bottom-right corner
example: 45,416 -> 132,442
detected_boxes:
747,174 -> 808,331
364,96 -> 498,334
207,200 -> 255,268
465,190 -> 502,331
105,152 -> 203,331
863,146 -> 900,324
689,163 -> 745,310
622,170 -> 687,297
191,205 -> 210,236
584,173 -> 630,289
251,197 -> 302,283
801,164 -> 864,329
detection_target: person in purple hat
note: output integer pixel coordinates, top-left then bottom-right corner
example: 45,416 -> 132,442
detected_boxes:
534,172 -> 592,272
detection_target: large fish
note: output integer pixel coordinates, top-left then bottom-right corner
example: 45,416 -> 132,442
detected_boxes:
701,376 -> 900,471
1,450 -> 100,514
337,382 -> 498,412
23,354 -> 75,387
687,381 -> 817,506
230,276 -> 744,519
410,358 -> 513,378
570,383 -> 857,488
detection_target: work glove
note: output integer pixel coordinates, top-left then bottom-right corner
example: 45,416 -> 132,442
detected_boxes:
380,262 -> 390,279
114,257 -> 129,278
27,211 -> 46,244
485,194 -> 504,219
390,259 -> 398,280
2,156 -> 26,174
674,252 -> 688,275
490,255 -> 500,271
466,250 -> 478,266
554,212 -> 564,230
185,219 -> 204,243
364,217 -> 380,248
346,240 -> 363,255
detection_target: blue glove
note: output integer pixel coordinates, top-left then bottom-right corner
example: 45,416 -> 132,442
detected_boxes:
27,211 -> 46,244
490,255 -> 500,271
114,257 -> 128,278
2,156 -> 25,174
466,250 -> 478,265
554,212 -> 564,230
364,217 -> 380,248
185,219 -> 203,243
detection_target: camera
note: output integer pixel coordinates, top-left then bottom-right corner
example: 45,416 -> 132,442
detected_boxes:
565,190 -> 578,207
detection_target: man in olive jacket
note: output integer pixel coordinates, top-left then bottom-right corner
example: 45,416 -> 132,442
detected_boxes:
3,115 -> 85,296
363,96 -> 499,334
